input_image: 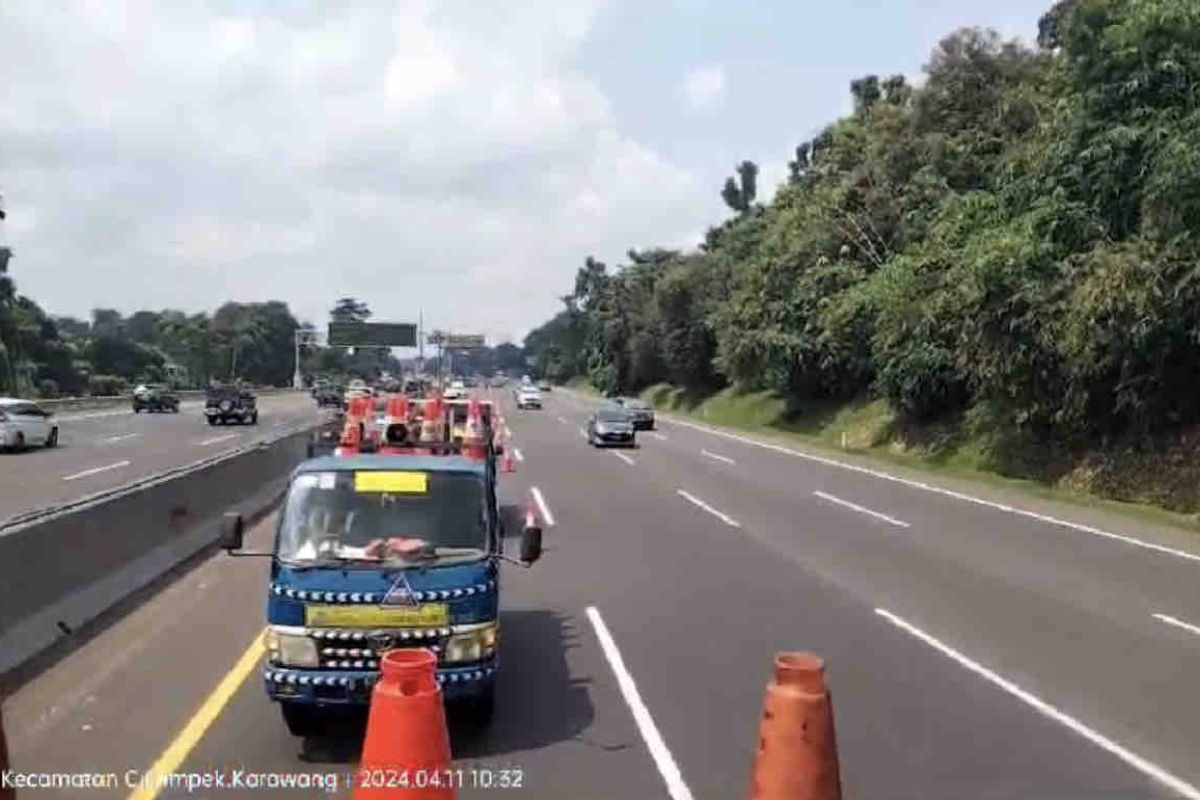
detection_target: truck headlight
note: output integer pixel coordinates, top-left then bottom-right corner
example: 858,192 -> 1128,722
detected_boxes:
266,628 -> 319,667
444,622 -> 498,663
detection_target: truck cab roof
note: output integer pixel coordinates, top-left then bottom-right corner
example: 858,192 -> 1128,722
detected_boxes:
296,454 -> 487,476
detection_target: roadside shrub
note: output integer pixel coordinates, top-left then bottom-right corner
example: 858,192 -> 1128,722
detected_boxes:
87,374 -> 126,397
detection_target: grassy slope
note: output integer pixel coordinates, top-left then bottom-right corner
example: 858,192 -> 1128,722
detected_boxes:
623,383 -> 1200,534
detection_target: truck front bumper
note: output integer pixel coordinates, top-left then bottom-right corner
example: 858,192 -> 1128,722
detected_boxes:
264,660 -> 496,706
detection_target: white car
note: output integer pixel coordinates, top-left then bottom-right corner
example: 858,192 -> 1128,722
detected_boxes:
0,398 -> 59,450
443,380 -> 466,400
515,387 -> 542,410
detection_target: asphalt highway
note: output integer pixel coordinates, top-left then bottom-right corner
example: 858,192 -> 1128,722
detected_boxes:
5,387 -> 1200,799
0,393 -> 322,524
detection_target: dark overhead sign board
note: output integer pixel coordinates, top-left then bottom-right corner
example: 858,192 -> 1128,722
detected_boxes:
427,332 -> 486,349
327,322 -> 416,347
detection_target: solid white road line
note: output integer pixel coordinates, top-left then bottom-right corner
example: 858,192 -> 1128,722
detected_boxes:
196,433 -> 238,447
558,416 -> 570,424
530,486 -> 556,527
876,608 -> 1200,800
585,606 -> 695,800
649,432 -> 668,442
611,450 -> 636,466
813,490 -> 910,528
667,416 -> 1200,565
1154,613 -> 1200,638
700,449 -> 736,466
579,428 -> 589,440
62,460 -> 131,482
676,489 -> 741,528
513,448 -> 525,463
102,433 -> 139,444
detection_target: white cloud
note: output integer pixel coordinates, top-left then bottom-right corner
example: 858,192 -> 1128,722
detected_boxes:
0,0 -> 706,344
684,65 -> 727,110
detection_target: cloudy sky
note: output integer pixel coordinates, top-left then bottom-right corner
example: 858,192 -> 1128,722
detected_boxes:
0,0 -> 1053,344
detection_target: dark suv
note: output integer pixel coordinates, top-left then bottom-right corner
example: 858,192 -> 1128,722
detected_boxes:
204,385 -> 258,425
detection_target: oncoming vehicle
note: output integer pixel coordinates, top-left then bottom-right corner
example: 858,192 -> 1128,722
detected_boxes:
205,384 -> 258,425
586,406 -> 636,447
220,450 -> 543,735
616,397 -> 654,430
313,384 -> 344,409
538,381 -> 552,393
131,384 -> 180,413
443,380 -> 466,400
0,398 -> 58,450
514,385 -> 542,410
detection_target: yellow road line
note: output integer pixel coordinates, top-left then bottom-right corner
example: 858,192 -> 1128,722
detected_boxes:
125,629 -> 266,800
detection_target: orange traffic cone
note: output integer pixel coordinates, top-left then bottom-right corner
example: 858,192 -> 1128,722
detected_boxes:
355,649 -> 454,799
336,421 -> 362,456
747,652 -> 842,800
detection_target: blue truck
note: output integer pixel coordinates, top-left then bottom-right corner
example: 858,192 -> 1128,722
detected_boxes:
219,450 -> 542,737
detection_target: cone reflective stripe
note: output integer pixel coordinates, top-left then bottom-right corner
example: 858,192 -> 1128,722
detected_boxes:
748,652 -> 842,800
355,649 -> 454,799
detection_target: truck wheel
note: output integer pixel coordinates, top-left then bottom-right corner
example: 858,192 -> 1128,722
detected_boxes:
280,703 -> 322,737
207,417 -> 218,426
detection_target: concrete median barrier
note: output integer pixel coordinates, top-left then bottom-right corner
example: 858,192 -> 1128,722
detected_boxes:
0,421 -> 316,677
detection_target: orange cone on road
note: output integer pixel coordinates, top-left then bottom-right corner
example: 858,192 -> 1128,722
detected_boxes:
355,649 -> 454,799
747,652 -> 842,800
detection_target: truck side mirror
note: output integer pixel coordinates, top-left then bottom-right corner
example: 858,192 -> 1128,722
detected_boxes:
520,524 -> 543,564
219,512 -> 245,551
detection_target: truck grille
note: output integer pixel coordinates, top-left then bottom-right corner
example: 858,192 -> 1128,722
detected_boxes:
308,627 -> 448,668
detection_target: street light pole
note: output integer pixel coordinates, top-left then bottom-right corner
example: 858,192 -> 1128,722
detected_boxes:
293,330 -> 304,389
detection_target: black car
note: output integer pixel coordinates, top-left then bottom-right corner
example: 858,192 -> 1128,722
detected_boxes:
314,385 -> 344,409
586,407 -> 637,447
616,397 -> 655,430
132,384 -> 180,413
205,385 -> 258,425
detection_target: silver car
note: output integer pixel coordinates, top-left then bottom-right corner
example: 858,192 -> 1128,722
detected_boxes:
586,407 -> 636,448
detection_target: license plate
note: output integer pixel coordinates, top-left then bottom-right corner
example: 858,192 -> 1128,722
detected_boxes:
305,603 -> 449,628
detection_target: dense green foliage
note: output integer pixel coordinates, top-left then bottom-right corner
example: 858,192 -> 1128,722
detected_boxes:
525,0 -> 1200,441
0,246 -> 306,395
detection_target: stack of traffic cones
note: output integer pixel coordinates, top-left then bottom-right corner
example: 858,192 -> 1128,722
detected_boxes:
420,394 -> 445,445
463,397 -> 487,460
335,422 -> 362,456
747,652 -> 842,800
355,649 -> 454,799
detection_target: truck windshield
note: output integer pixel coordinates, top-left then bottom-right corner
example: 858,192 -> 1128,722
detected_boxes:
276,470 -> 489,566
